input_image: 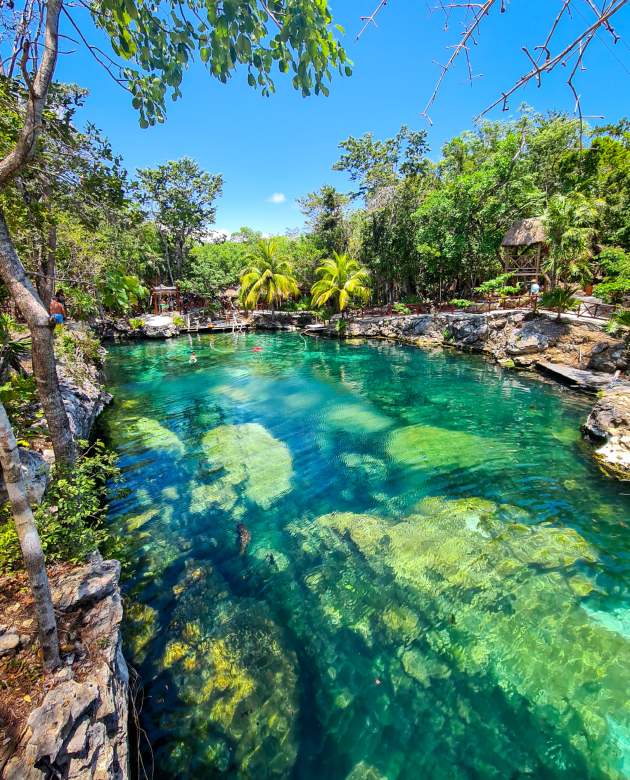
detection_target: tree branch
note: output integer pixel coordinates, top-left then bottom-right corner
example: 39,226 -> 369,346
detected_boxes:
0,0 -> 62,189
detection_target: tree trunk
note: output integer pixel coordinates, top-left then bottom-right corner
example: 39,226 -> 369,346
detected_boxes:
0,206 -> 75,465
37,226 -> 56,312
37,188 -> 57,312
90,273 -> 105,320
158,228 -> 175,287
176,239 -> 184,277
0,0 -> 62,188
0,400 -> 59,670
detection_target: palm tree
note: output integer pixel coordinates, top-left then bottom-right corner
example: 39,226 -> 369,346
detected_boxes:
239,239 -> 299,319
539,193 -> 603,289
310,252 -> 371,317
539,286 -> 579,322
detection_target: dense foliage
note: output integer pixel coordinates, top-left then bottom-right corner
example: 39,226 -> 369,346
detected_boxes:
5,96 -> 630,316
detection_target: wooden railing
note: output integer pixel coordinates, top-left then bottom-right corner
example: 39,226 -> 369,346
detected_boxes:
347,295 -> 626,322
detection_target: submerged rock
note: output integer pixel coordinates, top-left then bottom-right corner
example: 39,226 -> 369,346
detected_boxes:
190,423 -> 293,513
284,497 -> 630,779
154,561 -> 300,779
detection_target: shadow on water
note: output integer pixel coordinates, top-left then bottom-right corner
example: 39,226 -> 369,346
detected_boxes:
100,333 -> 630,780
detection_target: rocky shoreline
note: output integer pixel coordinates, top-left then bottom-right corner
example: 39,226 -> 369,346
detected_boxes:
0,339 -> 128,780
2,558 -> 129,780
320,309 -> 630,479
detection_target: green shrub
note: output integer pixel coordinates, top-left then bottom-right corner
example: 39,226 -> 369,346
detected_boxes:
67,289 -> 99,322
539,286 -> 579,321
443,329 -> 455,343
334,319 -> 347,333
594,279 -> 630,304
392,303 -> 411,315
449,299 -> 474,309
0,441 -> 127,574
400,295 -> 422,304
129,318 -> 144,329
0,374 -> 46,445
172,315 -> 186,326
55,329 -> 102,383
319,307 -> 335,322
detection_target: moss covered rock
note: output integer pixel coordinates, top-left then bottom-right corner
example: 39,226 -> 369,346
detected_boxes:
156,560 -> 300,779
190,423 -> 293,513
286,497 -> 630,779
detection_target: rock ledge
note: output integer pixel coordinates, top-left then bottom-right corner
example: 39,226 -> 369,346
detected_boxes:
2,559 -> 129,780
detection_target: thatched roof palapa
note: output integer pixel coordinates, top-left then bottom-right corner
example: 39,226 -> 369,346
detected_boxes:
501,218 -> 546,247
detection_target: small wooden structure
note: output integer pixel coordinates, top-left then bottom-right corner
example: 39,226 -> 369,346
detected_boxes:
152,284 -> 181,315
501,218 -> 546,281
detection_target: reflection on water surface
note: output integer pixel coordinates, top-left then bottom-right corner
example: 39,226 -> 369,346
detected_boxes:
101,332 -> 630,780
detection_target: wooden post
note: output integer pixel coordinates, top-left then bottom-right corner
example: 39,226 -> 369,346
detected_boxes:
153,287 -> 158,316
176,285 -> 181,313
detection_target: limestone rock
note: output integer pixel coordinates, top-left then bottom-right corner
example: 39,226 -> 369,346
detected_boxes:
141,316 -> 179,339
505,319 -> 561,355
3,559 -> 129,780
52,559 -> 121,612
0,447 -> 49,506
57,361 -> 112,443
0,630 -> 19,657
582,388 -> 630,478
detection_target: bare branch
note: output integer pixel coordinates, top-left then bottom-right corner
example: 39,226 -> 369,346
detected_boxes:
355,0 -> 388,43
356,0 -> 630,124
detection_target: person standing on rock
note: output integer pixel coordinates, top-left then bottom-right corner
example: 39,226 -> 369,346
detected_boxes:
49,294 -> 66,325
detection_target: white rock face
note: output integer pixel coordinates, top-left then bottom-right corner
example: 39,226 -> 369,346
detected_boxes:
142,315 -> 179,339
3,559 -> 129,780
0,447 -> 49,506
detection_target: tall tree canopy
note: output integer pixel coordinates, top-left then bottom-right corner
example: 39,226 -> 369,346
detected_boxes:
136,158 -> 224,280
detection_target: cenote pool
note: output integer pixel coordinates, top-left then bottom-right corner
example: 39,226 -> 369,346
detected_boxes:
100,331 -> 630,780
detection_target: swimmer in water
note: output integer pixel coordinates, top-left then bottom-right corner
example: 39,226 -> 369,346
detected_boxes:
189,351 -> 197,364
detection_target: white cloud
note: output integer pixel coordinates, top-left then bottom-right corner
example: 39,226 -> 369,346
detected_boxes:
267,192 -> 286,203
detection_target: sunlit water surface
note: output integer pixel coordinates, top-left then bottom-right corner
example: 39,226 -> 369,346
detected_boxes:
100,332 -> 630,780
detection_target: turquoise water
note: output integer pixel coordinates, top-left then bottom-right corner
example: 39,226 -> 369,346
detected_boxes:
101,332 -> 630,780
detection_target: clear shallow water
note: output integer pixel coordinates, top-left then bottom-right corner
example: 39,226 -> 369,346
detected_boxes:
100,332 -> 630,780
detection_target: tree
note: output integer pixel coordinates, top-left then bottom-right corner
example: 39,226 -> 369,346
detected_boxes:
0,0 -> 350,462
311,252 -> 370,315
539,286 -> 580,322
539,193 -> 603,289
333,125 -> 430,202
136,158 -> 224,279
239,239 -> 299,318
297,185 -> 351,257
0,399 -> 59,670
182,240 -> 251,299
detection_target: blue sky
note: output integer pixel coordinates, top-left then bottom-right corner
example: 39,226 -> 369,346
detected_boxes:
55,1 -> 630,235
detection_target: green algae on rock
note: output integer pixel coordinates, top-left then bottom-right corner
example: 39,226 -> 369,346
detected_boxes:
156,560 -> 300,779
387,424 -> 502,472
190,423 -> 293,513
127,416 -> 186,458
285,497 -> 630,779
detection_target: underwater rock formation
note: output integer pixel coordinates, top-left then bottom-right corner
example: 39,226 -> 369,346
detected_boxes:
284,497 -> 630,779
152,560 -> 300,779
191,423 -> 293,513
